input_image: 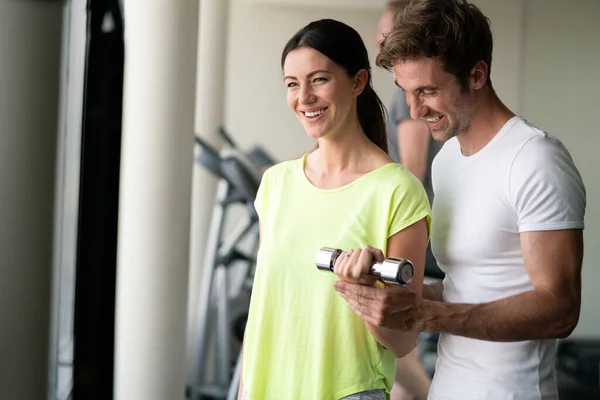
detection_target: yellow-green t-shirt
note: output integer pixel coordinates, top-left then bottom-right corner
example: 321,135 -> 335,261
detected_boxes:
242,154 -> 432,400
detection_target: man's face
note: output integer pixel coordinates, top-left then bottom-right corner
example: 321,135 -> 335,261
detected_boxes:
393,57 -> 474,142
375,10 -> 395,48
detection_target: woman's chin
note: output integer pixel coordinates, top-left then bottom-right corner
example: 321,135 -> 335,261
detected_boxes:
305,129 -> 326,140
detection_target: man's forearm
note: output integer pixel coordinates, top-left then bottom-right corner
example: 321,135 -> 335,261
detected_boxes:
422,281 -> 444,302
420,288 -> 579,341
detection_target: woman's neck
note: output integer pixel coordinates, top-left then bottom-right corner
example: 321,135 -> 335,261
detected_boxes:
314,128 -> 374,174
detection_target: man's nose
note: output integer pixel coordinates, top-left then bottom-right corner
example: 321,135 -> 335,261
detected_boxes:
407,94 -> 426,120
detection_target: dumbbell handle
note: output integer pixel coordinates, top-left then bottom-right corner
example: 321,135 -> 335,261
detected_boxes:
315,247 -> 414,286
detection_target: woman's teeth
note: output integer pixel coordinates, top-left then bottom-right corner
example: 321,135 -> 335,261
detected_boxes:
305,108 -> 326,117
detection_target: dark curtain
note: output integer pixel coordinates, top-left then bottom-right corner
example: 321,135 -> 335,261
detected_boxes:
72,0 -> 124,398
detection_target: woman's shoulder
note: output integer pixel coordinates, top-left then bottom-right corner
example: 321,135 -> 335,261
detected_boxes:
367,162 -> 426,197
261,155 -> 305,182
373,161 -> 419,183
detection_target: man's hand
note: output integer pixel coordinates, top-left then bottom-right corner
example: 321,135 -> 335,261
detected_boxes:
333,280 -> 424,332
333,246 -> 382,286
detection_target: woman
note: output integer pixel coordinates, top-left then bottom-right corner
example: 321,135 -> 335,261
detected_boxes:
239,19 -> 430,400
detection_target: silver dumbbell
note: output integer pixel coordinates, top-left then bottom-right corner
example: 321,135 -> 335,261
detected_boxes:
315,247 -> 414,286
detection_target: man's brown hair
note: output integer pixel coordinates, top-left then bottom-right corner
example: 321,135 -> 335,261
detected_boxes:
376,0 -> 494,90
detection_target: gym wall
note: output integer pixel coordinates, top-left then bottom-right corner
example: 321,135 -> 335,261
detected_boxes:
222,0 -> 599,338
519,0 -> 600,338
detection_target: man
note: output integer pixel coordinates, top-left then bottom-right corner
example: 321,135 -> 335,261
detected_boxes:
375,2 -> 442,399
333,0 -> 586,399
378,0 -> 445,282
377,1 -> 443,214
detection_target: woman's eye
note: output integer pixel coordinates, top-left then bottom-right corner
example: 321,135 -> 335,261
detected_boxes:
286,82 -> 298,88
313,77 -> 327,83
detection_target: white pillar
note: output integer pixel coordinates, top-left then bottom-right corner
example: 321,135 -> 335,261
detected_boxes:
186,0 -> 231,371
0,1 -> 63,399
113,1 -> 199,399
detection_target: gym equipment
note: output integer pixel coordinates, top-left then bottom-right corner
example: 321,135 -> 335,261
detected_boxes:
315,247 -> 414,286
187,127 -> 275,400
217,126 -> 275,170
556,339 -> 600,389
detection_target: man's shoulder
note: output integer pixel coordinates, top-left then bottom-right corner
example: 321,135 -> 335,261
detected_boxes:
500,116 -> 563,150
509,119 -> 576,169
507,119 -> 586,229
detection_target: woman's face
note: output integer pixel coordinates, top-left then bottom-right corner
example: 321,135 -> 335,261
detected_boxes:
283,47 -> 363,140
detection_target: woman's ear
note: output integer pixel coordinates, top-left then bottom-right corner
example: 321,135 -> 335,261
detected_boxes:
352,69 -> 369,96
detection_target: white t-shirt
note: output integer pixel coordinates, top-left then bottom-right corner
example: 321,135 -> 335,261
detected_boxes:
429,116 -> 586,400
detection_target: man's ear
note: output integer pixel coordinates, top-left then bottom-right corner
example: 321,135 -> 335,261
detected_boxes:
469,60 -> 489,90
353,69 -> 369,96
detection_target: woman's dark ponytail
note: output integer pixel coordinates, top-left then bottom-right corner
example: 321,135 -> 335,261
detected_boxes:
357,83 -> 388,153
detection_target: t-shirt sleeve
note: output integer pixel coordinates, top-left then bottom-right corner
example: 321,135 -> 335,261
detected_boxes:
509,135 -> 586,232
388,171 -> 432,239
254,168 -> 271,222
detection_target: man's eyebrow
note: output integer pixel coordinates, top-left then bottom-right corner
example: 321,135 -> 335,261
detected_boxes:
416,85 -> 438,91
394,81 -> 438,92
284,69 -> 331,80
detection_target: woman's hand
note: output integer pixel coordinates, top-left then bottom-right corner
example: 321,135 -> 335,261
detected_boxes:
333,245 -> 384,286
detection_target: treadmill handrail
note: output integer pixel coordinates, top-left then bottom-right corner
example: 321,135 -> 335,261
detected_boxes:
219,147 -> 263,188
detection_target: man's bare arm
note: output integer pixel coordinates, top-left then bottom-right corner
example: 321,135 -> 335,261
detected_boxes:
420,229 -> 583,341
398,119 -> 430,181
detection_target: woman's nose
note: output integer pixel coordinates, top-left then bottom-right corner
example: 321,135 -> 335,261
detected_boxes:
299,85 -> 315,104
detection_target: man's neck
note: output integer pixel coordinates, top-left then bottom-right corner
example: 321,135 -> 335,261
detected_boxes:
457,91 -> 516,156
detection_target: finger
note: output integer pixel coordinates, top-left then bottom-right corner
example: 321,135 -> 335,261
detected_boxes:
357,247 -> 374,276
333,280 -> 383,301
333,251 -> 347,273
366,245 -> 385,262
350,248 -> 370,282
347,248 -> 361,271
339,290 -> 381,326
333,250 -> 351,278
338,285 -> 373,309
344,248 -> 376,285
340,249 -> 365,283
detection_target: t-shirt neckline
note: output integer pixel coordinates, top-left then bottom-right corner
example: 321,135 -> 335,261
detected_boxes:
457,116 -> 521,163
298,153 -> 396,193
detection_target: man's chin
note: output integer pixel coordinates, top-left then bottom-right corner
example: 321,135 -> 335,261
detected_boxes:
429,128 -> 450,142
